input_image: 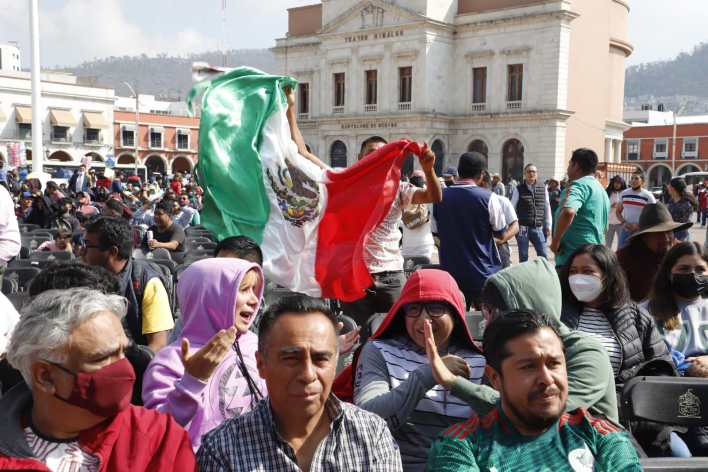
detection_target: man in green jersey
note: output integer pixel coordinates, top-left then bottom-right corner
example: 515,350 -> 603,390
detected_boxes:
427,310 -> 641,471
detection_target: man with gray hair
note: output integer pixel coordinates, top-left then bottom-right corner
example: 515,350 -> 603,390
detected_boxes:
0,288 -> 195,471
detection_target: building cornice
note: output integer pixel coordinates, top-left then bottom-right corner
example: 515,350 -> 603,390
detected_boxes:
612,0 -> 630,13
605,119 -> 632,131
609,38 -> 634,57
455,3 -> 578,31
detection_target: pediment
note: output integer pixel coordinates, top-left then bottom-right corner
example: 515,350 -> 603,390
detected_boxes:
321,0 -> 426,35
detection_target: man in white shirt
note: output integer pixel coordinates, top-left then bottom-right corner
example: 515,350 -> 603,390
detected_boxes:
616,172 -> 656,249
0,184 -> 20,274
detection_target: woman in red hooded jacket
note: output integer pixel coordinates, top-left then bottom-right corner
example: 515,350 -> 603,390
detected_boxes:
348,269 -> 485,472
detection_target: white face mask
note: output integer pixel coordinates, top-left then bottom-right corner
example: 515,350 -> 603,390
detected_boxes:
568,274 -> 603,303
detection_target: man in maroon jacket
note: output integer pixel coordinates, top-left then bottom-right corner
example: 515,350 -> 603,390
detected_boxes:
0,287 -> 195,471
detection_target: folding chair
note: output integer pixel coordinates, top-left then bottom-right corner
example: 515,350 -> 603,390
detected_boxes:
622,375 -> 708,467
1,266 -> 42,296
186,240 -> 217,252
20,235 -> 52,253
185,236 -> 211,246
29,251 -> 73,263
18,224 -> 40,234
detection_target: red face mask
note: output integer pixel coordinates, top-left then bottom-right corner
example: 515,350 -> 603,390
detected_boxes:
50,357 -> 136,417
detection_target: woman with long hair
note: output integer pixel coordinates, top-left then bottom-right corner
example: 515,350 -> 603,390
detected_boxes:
560,244 -> 670,384
667,177 -> 697,241
605,175 -> 626,249
647,242 -> 708,373
645,241 -> 708,455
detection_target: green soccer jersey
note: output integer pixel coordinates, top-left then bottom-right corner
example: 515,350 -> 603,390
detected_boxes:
427,407 -> 641,472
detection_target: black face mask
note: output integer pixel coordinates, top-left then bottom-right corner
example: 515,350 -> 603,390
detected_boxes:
672,273 -> 708,299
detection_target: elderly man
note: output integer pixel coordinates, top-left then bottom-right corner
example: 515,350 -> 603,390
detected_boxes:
427,310 -> 641,471
0,288 -> 195,471
617,202 -> 691,301
197,294 -> 402,471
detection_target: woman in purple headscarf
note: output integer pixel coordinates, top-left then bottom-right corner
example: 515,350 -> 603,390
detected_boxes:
142,258 -> 266,450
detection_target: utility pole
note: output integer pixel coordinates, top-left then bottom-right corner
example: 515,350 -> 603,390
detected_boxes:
221,0 -> 227,67
122,82 -> 140,177
29,0 -> 44,175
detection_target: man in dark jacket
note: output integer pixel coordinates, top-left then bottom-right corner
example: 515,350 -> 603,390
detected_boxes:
617,203 -> 692,301
0,288 -> 195,471
511,163 -> 551,262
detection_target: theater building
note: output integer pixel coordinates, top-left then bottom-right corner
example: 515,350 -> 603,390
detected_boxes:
272,0 -> 632,180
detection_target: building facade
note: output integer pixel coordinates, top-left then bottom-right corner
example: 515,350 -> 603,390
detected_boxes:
273,0 -> 632,180
113,105 -> 199,177
0,43 -> 21,73
0,70 -> 115,170
621,116 -> 708,188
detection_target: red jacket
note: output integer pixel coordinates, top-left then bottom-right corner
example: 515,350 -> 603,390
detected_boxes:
333,268 -> 482,401
0,383 -> 196,471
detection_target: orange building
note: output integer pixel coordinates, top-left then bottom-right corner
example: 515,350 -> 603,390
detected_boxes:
113,110 -> 199,176
621,121 -> 708,187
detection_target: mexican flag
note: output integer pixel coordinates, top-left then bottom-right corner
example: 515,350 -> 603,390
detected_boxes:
187,67 -> 419,301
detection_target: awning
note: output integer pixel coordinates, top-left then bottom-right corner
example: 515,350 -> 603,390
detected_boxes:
82,111 -> 107,129
15,106 -> 32,124
176,128 -> 189,135
149,126 -> 164,133
49,109 -> 76,127
120,123 -> 136,131
0,108 -> 6,122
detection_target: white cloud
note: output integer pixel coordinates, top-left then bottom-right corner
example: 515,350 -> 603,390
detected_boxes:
0,0 -> 219,67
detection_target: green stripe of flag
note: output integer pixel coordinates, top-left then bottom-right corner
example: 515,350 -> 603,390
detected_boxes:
187,67 -> 298,243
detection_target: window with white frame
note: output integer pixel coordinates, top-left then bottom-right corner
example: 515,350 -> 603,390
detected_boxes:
176,129 -> 190,150
683,137 -> 698,158
121,126 -> 135,147
627,140 -> 640,161
149,128 -> 163,148
653,138 -> 668,159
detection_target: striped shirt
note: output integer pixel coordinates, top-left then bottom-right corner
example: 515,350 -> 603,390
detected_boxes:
620,188 -> 656,224
197,396 -> 403,471
577,307 -> 622,376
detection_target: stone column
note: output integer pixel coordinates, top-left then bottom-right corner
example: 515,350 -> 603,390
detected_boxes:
604,138 -> 612,163
613,139 -> 622,163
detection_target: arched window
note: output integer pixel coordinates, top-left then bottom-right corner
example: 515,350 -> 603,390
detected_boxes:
330,140 -> 347,168
501,139 -> 524,182
431,140 -> 445,176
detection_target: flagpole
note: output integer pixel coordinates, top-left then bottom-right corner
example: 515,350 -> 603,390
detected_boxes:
29,0 -> 44,175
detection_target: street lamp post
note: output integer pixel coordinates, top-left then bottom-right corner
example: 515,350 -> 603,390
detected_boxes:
122,82 -> 140,178
29,0 -> 44,175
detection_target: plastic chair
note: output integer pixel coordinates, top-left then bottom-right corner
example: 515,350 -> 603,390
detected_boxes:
1,266 -> 42,296
18,223 -> 40,234
29,251 -> 73,262
20,235 -> 52,253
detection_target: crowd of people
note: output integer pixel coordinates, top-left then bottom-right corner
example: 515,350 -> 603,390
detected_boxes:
0,93 -> 705,470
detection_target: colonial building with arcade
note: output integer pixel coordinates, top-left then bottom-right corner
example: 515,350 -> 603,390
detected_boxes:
272,0 -> 632,180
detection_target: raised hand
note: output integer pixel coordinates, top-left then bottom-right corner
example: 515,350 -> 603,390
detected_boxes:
337,322 -> 361,355
424,320 -> 470,389
180,326 -> 238,382
284,86 -> 295,109
418,143 -> 436,173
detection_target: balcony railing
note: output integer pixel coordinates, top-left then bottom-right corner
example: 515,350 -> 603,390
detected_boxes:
332,105 -> 344,114
506,100 -> 522,110
84,135 -> 103,145
364,104 -> 377,113
298,112 -> 310,120
472,103 -> 486,112
51,133 -> 72,143
398,102 -> 412,112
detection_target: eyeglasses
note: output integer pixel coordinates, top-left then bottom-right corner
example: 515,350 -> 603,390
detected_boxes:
402,302 -> 450,319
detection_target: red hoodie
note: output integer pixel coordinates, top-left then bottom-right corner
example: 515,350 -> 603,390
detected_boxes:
0,383 -> 196,472
333,269 -> 481,401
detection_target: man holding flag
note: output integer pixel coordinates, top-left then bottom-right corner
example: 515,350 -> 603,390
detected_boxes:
188,67 -> 441,329
283,89 -> 443,336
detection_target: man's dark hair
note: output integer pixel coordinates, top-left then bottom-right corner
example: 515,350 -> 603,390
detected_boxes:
483,310 -> 560,372
104,198 -> 124,213
457,152 -> 486,179
359,136 -> 388,154
29,261 -> 121,296
570,148 -> 598,175
155,199 -> 175,215
84,216 -> 133,260
257,294 -> 337,352
524,163 -> 537,171
214,235 -> 263,265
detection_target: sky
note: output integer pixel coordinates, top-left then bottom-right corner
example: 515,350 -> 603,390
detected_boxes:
0,0 -> 705,68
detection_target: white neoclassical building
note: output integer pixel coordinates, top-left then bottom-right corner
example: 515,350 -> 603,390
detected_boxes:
273,0 -> 632,180
0,69 -> 115,171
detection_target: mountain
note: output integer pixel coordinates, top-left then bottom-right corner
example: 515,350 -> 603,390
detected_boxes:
625,42 -> 708,113
59,49 -> 279,101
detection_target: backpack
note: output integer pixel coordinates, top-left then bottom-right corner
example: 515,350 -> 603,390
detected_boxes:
401,203 -> 430,230
130,259 -> 176,317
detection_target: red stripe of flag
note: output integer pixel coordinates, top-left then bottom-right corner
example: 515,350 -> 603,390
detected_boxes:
315,140 -> 420,301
